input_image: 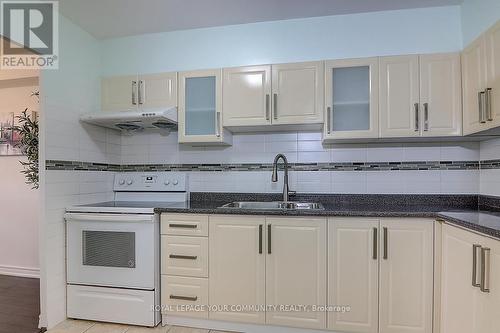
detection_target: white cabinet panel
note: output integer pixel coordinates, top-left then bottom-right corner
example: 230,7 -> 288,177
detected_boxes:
139,72 -> 177,109
161,236 -> 208,278
485,20 -> 500,130
462,37 -> 488,135
271,61 -> 324,125
161,275 -> 209,319
328,218 -> 379,333
479,236 -> 500,333
209,215 -> 266,324
265,217 -> 327,330
441,223 -> 500,333
223,65 -> 271,127
101,73 -> 176,112
420,53 -> 462,137
101,75 -> 138,111
324,57 -> 379,139
380,55 -> 420,137
379,219 -> 433,333
440,224 -> 483,333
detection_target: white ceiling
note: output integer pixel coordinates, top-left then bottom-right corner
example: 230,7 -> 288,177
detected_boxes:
59,0 -> 464,39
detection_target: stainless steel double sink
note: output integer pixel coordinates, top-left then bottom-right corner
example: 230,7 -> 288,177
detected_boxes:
219,201 -> 324,210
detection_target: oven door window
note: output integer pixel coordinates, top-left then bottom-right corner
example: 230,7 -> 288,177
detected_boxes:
82,230 -> 136,268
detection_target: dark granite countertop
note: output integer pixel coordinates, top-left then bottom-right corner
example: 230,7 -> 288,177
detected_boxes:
153,193 -> 500,239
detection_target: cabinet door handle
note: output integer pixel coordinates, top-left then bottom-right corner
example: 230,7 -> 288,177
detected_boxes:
138,80 -> 144,104
169,254 -> 197,260
479,91 -> 486,123
170,295 -> 198,302
480,247 -> 491,293
383,227 -> 388,260
423,103 -> 429,131
215,112 -> 221,137
132,81 -> 137,105
327,106 -> 332,134
373,227 -> 378,260
266,94 -> 270,121
472,244 -> 482,287
414,103 -> 419,132
267,224 -> 272,254
273,93 -> 278,120
259,224 -> 263,254
486,88 -> 493,121
169,223 -> 197,229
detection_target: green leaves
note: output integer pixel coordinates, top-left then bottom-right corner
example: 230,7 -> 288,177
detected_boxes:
11,94 -> 39,189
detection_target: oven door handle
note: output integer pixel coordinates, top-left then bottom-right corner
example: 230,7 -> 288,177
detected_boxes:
64,213 -> 154,223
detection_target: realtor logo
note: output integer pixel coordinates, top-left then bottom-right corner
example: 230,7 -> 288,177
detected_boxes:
1,0 -> 58,69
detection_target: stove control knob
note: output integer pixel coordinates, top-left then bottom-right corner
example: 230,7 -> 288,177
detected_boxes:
126,179 -> 133,185
173,180 -> 179,186
119,179 -> 125,185
164,180 -> 170,185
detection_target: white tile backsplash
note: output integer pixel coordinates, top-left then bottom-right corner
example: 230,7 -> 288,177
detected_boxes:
480,138 -> 500,197
112,131 -> 485,194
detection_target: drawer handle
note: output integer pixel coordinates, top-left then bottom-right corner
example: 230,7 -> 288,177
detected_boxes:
169,223 -> 197,229
169,295 -> 198,302
169,254 -> 198,260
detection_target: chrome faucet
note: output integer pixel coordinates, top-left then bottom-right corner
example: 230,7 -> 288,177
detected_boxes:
272,154 -> 296,202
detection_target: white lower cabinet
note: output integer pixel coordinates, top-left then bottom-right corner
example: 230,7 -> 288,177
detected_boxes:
379,219 -> 434,333
208,215 -> 266,324
440,223 -> 500,333
208,215 -> 327,329
265,217 -> 327,329
328,218 -> 434,333
328,218 -> 379,333
162,214 -> 436,333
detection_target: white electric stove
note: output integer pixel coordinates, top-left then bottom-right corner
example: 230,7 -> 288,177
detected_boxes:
65,172 -> 188,327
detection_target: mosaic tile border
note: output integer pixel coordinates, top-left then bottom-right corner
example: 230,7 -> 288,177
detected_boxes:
45,159 -> 490,172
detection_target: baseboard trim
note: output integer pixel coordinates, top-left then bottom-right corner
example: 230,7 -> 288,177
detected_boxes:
0,264 -> 40,278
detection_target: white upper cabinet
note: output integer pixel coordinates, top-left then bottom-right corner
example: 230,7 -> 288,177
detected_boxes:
463,20 -> 500,135
485,20 -> 500,130
324,57 -> 379,140
379,55 -> 420,138
462,36 -> 488,135
271,61 -> 324,125
139,72 -> 177,109
380,54 -> 462,138
222,65 -> 271,127
222,61 -> 323,129
419,53 -> 462,136
102,75 -> 139,111
101,72 -> 177,112
178,69 -> 232,145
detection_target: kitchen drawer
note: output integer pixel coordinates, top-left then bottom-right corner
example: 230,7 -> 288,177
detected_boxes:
161,275 -> 208,319
161,214 -> 208,237
161,236 -> 208,277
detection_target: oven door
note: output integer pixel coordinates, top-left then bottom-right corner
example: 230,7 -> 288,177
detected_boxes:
65,213 -> 157,290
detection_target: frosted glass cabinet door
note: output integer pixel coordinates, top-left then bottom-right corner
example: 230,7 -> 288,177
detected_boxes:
178,69 -> 227,143
324,58 -> 379,139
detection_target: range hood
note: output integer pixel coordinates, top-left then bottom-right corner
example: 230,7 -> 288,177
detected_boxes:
80,107 -> 177,134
